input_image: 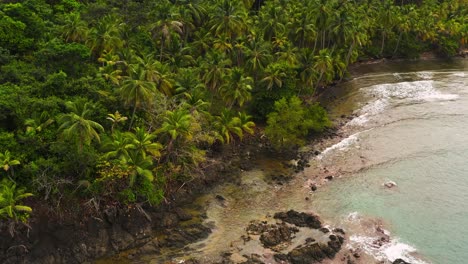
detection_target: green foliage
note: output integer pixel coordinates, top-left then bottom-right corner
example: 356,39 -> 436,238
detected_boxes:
265,96 -> 330,150
0,178 -> 33,221
0,0 -> 464,218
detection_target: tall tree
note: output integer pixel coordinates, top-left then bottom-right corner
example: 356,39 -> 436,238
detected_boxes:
58,101 -> 104,151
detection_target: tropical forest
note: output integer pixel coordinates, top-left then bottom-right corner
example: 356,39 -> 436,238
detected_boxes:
0,0 -> 466,263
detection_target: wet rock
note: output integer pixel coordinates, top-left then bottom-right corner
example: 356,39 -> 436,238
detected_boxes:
288,243 -> 328,263
384,181 -> 397,188
274,253 -> 288,262
259,223 -> 297,248
271,174 -> 293,184
328,234 -> 344,252
393,259 -> 411,264
333,228 -> 346,235
246,220 -> 268,235
319,227 -> 330,233
174,208 -> 192,221
274,210 -> 322,229
161,213 -> 179,228
310,184 -> 317,192
136,238 -> 160,254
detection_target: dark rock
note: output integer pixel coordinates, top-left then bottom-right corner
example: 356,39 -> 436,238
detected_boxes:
246,221 -> 268,235
328,234 -> 344,252
174,208 -> 192,221
161,213 -> 179,228
393,259 -> 411,264
305,238 -> 316,243
314,150 -> 321,156
274,210 -> 322,229
333,228 -> 346,235
325,175 -> 333,181
259,223 -> 296,248
310,184 -> 317,191
319,227 -> 330,233
215,195 -> 226,201
288,243 -> 327,264
274,253 -> 288,263
305,197 -> 309,201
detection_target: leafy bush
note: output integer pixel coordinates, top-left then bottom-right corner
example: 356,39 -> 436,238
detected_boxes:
265,96 -> 330,150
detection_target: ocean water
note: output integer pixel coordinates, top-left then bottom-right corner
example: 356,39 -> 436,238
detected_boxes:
312,59 -> 468,264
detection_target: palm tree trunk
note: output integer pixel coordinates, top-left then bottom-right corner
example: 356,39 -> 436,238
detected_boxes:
393,31 -> 403,57
380,31 -> 386,57
314,72 -> 324,95
160,38 -> 165,60
129,105 -> 137,130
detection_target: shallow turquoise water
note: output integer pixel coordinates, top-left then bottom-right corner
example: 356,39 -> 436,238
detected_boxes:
312,59 -> 468,264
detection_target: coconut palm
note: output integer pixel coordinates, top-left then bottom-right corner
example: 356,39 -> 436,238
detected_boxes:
219,67 -> 253,108
149,4 -> 184,60
244,38 -> 272,81
61,12 -> 88,43
119,65 -> 158,129
213,110 -> 243,144
313,48 -> 334,90
210,0 -> 247,39
201,51 -> 231,92
119,150 -> 154,186
126,127 -> 162,159
86,14 -> 124,57
58,101 -> 104,151
106,111 -> 128,133
159,109 -> 193,154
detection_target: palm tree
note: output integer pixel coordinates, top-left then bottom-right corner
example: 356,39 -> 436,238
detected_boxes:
159,109 -> 192,141
219,67 -> 253,108
313,48 -> 333,91
133,54 -> 174,96
297,48 -> 318,93
58,101 -> 104,151
119,150 -> 154,186
258,3 -> 286,41
213,110 -> 243,144
0,179 -> 33,221
119,65 -> 158,129
237,112 -> 255,136
201,51 -> 231,92
126,127 -> 162,159
102,131 -> 131,159
261,63 -> 288,90
61,12 -> 88,43
106,111 -> 128,133
149,4 -> 184,60
86,14 -> 124,57
244,38 -> 272,81
210,0 -> 247,39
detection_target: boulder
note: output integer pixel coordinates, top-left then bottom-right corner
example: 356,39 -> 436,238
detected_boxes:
259,223 -> 296,248
384,181 -> 397,188
393,258 -> 411,264
274,210 -> 322,229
